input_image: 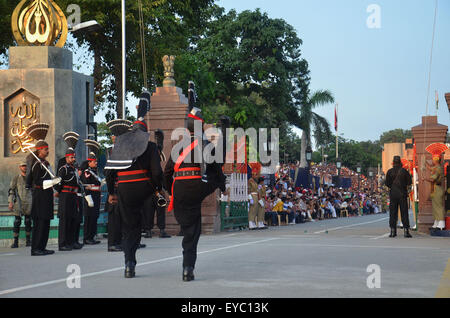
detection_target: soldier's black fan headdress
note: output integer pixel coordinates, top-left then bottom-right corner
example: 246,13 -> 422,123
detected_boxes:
106,119 -> 132,137
105,89 -> 152,170
26,123 -> 50,149
63,131 -> 79,156
85,139 -> 100,161
132,89 -> 151,132
186,81 -> 203,133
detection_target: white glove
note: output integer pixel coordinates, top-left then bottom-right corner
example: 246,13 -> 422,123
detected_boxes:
258,199 -> 265,208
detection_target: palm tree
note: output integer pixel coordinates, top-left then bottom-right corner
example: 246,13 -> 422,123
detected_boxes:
298,90 -> 335,168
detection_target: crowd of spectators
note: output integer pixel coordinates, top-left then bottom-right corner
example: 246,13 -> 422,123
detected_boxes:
261,163 -> 386,227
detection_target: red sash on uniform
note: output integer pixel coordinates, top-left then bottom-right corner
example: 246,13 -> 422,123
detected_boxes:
167,139 -> 200,212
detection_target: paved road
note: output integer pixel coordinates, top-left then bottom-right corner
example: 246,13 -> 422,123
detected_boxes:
0,212 -> 449,298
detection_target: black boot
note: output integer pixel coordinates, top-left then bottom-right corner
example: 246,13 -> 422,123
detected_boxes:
124,262 -> 136,278
26,235 -> 31,247
404,228 -> 412,238
159,230 -> 171,238
389,228 -> 397,238
11,237 -> 19,248
183,267 -> 195,282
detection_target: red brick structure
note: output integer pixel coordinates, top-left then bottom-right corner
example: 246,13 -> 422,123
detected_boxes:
411,116 -> 448,233
144,86 -> 221,235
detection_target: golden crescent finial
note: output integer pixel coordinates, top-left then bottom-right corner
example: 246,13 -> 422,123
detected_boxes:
12,0 -> 68,47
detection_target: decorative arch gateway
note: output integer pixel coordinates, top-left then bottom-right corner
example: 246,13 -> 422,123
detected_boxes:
11,0 -> 68,47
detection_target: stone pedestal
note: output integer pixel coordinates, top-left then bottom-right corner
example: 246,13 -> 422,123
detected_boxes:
411,116 -> 448,233
144,86 -> 221,235
0,46 -> 94,205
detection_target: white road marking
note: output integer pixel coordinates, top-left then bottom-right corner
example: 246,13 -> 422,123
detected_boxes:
267,241 -> 445,250
0,253 -> 17,256
313,217 -> 389,234
371,233 -> 391,240
0,238 -> 279,296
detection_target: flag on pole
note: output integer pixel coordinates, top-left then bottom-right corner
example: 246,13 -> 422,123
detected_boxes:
435,90 -> 439,111
334,104 -> 338,132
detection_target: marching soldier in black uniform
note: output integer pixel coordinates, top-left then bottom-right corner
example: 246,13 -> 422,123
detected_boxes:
105,90 -> 163,278
105,119 -> 132,252
25,123 -> 58,256
55,132 -> 84,251
164,81 -> 229,281
81,140 -> 102,245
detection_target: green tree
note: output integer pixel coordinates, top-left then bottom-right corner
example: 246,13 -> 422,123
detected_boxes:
298,90 -> 335,168
379,129 -> 412,145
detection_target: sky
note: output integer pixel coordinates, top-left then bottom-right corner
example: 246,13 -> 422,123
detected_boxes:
218,0 -> 450,142
4,0 -> 448,144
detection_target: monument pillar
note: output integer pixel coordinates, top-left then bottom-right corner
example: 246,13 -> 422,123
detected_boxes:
412,116 -> 448,233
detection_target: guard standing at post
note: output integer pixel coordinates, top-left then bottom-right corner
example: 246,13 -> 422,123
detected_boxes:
25,123 -> 58,256
164,81 -> 228,281
385,156 -> 412,238
81,139 -> 102,244
55,132 -> 83,251
248,163 -> 261,230
105,119 -> 132,252
8,161 -> 32,248
105,90 -> 162,278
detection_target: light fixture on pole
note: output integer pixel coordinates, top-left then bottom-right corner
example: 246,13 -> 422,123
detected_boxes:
336,157 -> 342,176
357,162 -> 362,190
306,145 -> 312,164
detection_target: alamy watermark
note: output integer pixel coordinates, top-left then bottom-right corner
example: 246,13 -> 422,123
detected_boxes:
66,264 -> 81,289
366,264 -> 381,289
367,4 -> 381,29
170,121 -> 280,166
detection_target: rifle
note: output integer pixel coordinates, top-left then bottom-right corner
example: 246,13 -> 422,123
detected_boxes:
74,164 -> 94,207
27,149 -> 61,190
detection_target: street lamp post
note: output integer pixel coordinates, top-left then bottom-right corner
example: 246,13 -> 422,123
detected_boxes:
306,145 -> 312,189
336,157 -> 342,188
369,169 -> 374,192
356,163 -> 362,190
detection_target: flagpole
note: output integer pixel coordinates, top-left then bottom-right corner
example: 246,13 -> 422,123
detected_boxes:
336,103 -> 338,159
121,0 -> 126,120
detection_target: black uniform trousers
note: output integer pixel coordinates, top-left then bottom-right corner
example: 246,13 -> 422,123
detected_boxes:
58,193 -> 78,248
30,187 -> 53,252
172,179 -> 219,269
142,194 -> 166,231
389,194 -> 410,229
106,197 -> 122,247
83,192 -> 101,241
31,217 -> 50,251
74,195 -> 83,244
118,182 -> 153,264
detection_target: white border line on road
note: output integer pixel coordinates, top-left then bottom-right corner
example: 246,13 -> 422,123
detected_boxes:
0,238 -> 279,297
371,233 -> 391,240
313,217 -> 389,234
0,253 -> 17,256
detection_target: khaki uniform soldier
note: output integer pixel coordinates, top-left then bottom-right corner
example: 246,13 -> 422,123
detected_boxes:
257,178 -> 268,229
8,161 -> 32,248
248,175 -> 259,230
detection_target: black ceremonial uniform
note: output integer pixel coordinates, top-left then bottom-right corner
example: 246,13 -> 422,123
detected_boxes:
385,156 -> 412,237
105,90 -> 162,277
56,163 -> 80,250
30,158 -> 54,254
25,122 -> 57,256
81,165 -> 101,243
81,139 -> 102,245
